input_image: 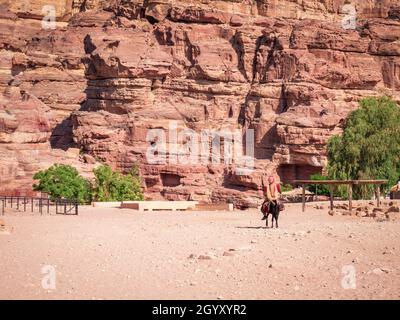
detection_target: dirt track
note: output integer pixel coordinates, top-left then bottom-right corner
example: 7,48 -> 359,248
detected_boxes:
1,203 -> 399,300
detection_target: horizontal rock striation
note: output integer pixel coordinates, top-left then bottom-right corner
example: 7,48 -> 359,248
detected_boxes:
0,0 -> 399,206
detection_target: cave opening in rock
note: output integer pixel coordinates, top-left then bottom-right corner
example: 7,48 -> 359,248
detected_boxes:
277,164 -> 323,185
160,173 -> 181,187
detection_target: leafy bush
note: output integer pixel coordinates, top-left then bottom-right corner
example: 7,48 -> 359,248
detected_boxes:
327,96 -> 400,199
33,164 -> 92,203
308,174 -> 332,197
92,164 -> 144,202
281,183 -> 293,193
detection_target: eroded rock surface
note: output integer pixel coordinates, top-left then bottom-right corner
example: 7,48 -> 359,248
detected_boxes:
0,0 -> 399,206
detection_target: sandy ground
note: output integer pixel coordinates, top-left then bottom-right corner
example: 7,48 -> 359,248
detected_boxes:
0,203 -> 399,300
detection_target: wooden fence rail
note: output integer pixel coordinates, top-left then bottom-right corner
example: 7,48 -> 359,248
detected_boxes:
0,196 -> 79,216
293,180 -> 388,213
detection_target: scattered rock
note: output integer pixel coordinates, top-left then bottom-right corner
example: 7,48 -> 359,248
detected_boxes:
223,251 -> 235,257
0,220 -> 12,235
336,204 -> 349,210
381,267 -> 391,273
386,212 -> 398,221
82,154 -> 96,164
198,254 -> 214,260
371,267 -> 390,275
386,206 -> 400,213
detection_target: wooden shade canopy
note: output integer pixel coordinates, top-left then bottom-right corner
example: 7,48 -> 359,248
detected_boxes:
292,180 -> 388,212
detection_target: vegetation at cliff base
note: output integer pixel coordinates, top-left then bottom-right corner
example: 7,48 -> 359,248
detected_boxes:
33,164 -> 144,203
326,96 -> 400,198
92,164 -> 144,202
33,164 -> 92,203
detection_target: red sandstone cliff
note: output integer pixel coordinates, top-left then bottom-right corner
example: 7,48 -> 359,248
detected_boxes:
0,0 -> 399,207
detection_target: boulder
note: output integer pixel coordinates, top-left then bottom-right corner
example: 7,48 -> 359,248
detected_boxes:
386,206 -> 400,213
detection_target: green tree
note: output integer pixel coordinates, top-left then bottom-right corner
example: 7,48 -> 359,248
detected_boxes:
33,164 -> 92,203
92,164 -> 144,202
327,96 -> 400,199
308,173 -> 331,197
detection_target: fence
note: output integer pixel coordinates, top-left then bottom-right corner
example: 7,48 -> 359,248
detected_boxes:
0,196 -> 79,216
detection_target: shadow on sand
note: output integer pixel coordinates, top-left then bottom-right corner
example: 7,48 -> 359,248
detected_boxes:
236,226 -> 272,230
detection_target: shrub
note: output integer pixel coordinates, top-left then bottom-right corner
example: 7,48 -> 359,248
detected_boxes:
33,164 -> 92,203
308,174 -> 332,197
281,183 -> 293,193
92,164 -> 144,202
327,96 -> 400,199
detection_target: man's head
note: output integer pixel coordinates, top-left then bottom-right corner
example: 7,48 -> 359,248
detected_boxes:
268,175 -> 275,184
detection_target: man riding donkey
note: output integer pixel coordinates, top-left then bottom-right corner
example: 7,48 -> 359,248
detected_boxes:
261,175 -> 284,228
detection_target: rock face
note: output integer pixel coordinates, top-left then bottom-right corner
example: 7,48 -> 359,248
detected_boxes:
0,0 -> 400,206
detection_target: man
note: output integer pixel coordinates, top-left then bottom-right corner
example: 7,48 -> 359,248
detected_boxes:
390,177 -> 400,192
390,177 -> 400,199
261,176 -> 281,227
